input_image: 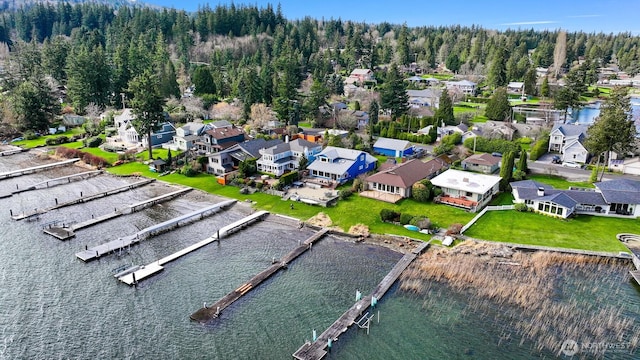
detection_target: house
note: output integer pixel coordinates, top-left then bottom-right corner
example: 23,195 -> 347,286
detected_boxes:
373,138 -> 414,158
480,120 -> 516,140
462,153 -> 501,174
548,124 -> 590,163
198,127 -> 246,154
306,146 -> 377,185
142,122 -> 176,147
511,178 -> 640,218
62,114 -> 86,127
507,81 -> 525,94
361,158 -> 448,203
108,108 -> 175,148
113,109 -> 139,145
430,169 -> 501,212
347,69 -> 374,85
407,89 -> 442,108
337,109 -> 370,129
295,128 -> 326,143
444,80 -> 477,95
170,122 -> 206,151
256,138 -> 322,177
207,138 -> 282,176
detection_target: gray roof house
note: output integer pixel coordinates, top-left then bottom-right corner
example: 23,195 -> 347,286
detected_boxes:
548,124 -> 590,163
511,178 -> 640,218
407,89 -> 442,108
256,138 -> 322,177
207,138 -> 282,176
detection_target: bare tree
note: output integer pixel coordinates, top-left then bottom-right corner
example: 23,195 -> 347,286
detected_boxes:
209,101 -> 242,122
249,103 -> 276,131
553,31 -> 567,78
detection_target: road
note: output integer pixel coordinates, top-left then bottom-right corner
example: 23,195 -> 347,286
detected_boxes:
531,153 -> 639,182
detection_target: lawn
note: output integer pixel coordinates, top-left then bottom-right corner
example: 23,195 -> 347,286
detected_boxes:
489,192 -> 514,206
463,210 -> 632,253
528,174 -> 594,189
12,128 -> 85,149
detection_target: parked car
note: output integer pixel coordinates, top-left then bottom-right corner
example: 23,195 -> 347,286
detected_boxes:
491,152 -> 502,157
551,155 -> 562,164
562,161 -> 582,169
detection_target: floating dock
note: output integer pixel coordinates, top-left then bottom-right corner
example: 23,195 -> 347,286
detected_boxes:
0,158 -> 79,180
292,241 -> 430,360
10,179 -> 154,221
75,200 -> 236,262
11,170 -> 102,195
43,188 -> 192,240
0,147 -> 25,156
190,228 -> 330,324
118,210 -> 270,285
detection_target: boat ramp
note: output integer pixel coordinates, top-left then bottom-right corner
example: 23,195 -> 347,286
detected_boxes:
117,210 -> 270,285
75,200 -> 236,262
292,241 -> 431,360
10,179 -> 154,221
43,187 -> 192,240
0,158 -> 79,180
190,228 -> 330,324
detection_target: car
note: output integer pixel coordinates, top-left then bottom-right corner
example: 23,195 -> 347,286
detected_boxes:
562,161 -> 582,169
491,152 -> 502,157
551,155 -> 562,164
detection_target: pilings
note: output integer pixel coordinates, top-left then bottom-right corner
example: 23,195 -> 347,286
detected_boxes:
0,158 -> 80,180
292,241 -> 430,360
190,228 -> 330,324
11,170 -> 103,195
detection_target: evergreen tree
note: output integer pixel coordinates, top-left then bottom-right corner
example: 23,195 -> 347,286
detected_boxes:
517,149 -> 528,173
380,64 -> 409,120
523,67 -> 537,96
66,44 -> 112,112
192,66 -> 216,95
434,89 -> 454,125
487,46 -> 508,88
369,100 -> 379,125
540,77 -> 550,98
485,87 -> 511,121
11,75 -> 59,132
499,151 -> 515,191
129,69 -> 166,160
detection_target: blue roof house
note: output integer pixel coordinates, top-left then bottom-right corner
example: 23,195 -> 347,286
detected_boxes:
307,146 -> 377,185
373,137 -> 414,158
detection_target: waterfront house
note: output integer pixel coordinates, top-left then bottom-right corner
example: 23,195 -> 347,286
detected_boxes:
373,138 -> 414,158
207,138 -> 282,176
306,146 -> 377,186
170,122 -> 206,151
430,169 -> 501,212
361,158 -> 448,203
198,126 -> 246,154
511,178 -> 640,218
462,153 -> 501,174
548,124 -> 590,163
256,138 -> 322,177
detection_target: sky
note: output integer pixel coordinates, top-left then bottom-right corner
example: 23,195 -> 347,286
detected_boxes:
144,0 -> 640,34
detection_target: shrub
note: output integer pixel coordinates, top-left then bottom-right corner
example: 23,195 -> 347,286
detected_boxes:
279,171 -> 299,186
24,130 -> 39,140
338,189 -> 353,200
56,135 -> 69,144
84,136 -> 103,148
399,213 -> 414,225
447,223 -> 463,235
380,208 -> 400,222
247,179 -> 256,187
255,182 -> 264,190
529,134 -> 549,161
410,216 -> 431,230
45,137 -> 58,146
180,164 -> 197,177
514,203 -> 529,212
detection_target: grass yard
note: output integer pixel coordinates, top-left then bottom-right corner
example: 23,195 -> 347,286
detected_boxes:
528,174 -> 594,189
489,192 -> 514,206
12,128 -> 85,149
463,210 -> 632,253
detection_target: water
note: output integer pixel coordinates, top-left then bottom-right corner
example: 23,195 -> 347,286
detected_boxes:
1,152 -> 639,359
569,97 -> 640,125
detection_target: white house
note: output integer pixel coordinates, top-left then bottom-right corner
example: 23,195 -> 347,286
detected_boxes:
170,122 -> 206,151
444,80 -> 477,95
430,169 -> 501,212
256,138 -> 322,177
548,124 -> 590,163
407,89 -> 442,108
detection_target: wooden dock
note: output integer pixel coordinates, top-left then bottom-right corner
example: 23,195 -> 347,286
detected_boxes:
74,200 -> 236,262
0,158 -> 79,180
292,241 -> 430,360
117,210 -> 270,285
10,179 -> 154,221
42,188 -> 192,240
11,170 -> 102,195
190,228 -> 330,324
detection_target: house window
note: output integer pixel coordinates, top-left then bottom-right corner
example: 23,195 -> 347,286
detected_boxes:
466,192 -> 472,197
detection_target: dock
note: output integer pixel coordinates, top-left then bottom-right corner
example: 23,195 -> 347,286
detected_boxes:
292,241 -> 430,360
10,179 -> 155,220
118,210 -> 270,285
0,158 -> 79,180
42,188 -> 192,240
190,228 -> 330,324
616,233 -> 640,286
74,200 -> 236,262
0,147 -> 25,156
11,170 -> 103,195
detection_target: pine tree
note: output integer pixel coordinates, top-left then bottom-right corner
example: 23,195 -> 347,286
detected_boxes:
380,64 -> 409,120
485,87 -> 511,121
434,89 -> 454,125
499,151 -> 515,191
129,69 -> 166,160
517,149 -> 528,173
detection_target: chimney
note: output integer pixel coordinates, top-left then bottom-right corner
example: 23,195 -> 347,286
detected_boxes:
463,177 -> 469,183
285,135 -> 289,143
537,187 -> 544,196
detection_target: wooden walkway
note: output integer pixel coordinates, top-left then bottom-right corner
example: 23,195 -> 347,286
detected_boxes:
292,241 -> 430,360
74,200 -> 236,262
42,188 -> 192,240
190,228 -> 330,324
11,179 -> 155,221
0,158 -> 79,180
117,211 -> 270,285
11,170 -> 102,195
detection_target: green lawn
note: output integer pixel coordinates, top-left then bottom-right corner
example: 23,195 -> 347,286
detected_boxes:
489,192 -> 514,206
12,128 -> 85,149
528,174 -> 594,189
463,210 -> 632,253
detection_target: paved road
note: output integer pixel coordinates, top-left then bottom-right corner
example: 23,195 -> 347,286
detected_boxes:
531,153 -> 640,182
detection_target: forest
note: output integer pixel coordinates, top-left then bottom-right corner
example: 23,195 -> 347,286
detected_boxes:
1,1 -> 640,135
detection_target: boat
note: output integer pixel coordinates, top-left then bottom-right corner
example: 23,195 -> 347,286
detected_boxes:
403,224 -> 419,232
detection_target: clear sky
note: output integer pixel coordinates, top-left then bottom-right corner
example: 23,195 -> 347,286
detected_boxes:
145,0 -> 640,34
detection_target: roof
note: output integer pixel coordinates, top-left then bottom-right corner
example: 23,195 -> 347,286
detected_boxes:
511,181 -> 607,206
537,193 -> 577,209
205,127 -> 245,140
261,138 -> 320,155
595,178 -> 640,204
223,139 -> 283,161
462,153 -> 501,166
507,81 -> 525,88
350,68 -> 372,75
180,122 -> 205,134
209,120 -> 233,129
373,137 -> 412,151
407,89 -> 441,98
551,124 -> 589,138
365,159 -> 444,188
307,147 -> 376,175
430,169 -> 501,194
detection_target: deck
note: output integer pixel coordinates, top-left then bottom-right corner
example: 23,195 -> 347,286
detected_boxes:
190,228 -> 330,324
0,158 -> 79,180
292,241 -> 430,360
435,195 -> 478,210
117,211 -> 270,285
75,200 -> 236,262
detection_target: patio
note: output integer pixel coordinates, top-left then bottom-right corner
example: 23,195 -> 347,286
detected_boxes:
359,190 -> 403,204
435,195 -> 478,211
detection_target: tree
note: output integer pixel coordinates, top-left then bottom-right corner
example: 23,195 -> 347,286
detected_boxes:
369,100 -> 379,125
517,149 -> 528,173
523,67 -> 537,96
485,87 -> 511,121
128,70 -> 166,160
434,89 -> 454,125
584,87 -> 637,180
487,46 -> 508,88
499,151 -> 515,191
553,30 -> 567,78
11,75 -> 59,132
445,53 -> 460,72
192,66 -> 216,95
380,64 -> 409,120
540,77 -> 550,98
554,66 -> 588,121
298,154 -> 308,171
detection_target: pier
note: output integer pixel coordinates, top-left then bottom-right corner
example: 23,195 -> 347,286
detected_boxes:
616,233 -> 640,286
10,179 -> 154,221
11,170 -> 102,195
292,241 -> 430,360
190,228 -> 330,324
0,147 -> 25,156
118,210 -> 270,285
42,188 -> 192,240
74,200 -> 236,262
0,158 -> 79,180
